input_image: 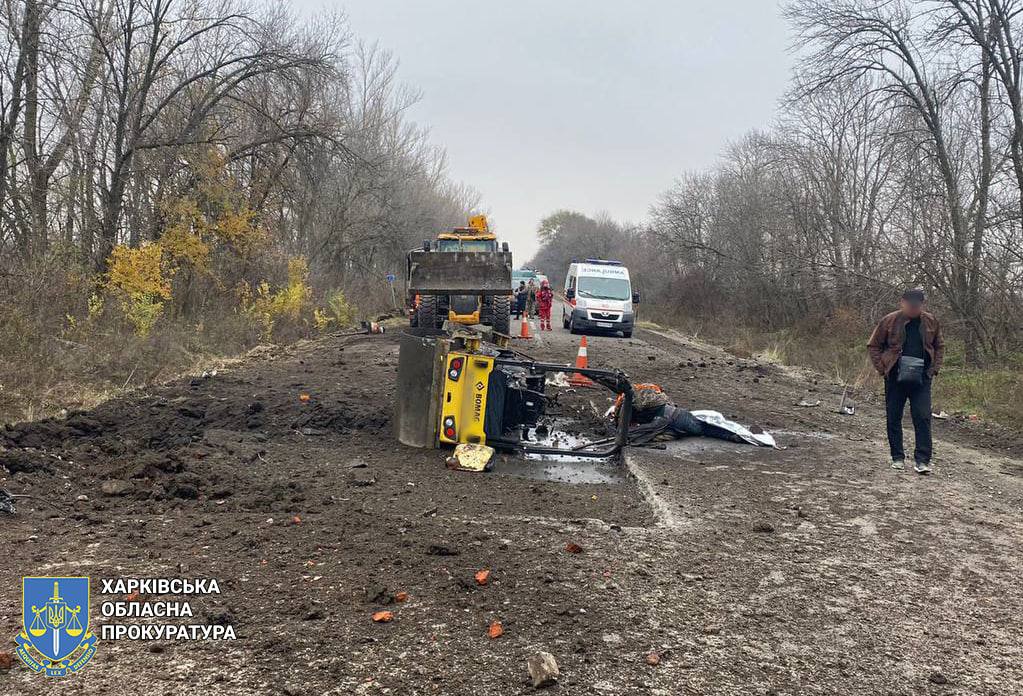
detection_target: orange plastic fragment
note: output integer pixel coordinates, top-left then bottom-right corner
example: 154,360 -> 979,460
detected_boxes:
394,592 -> 409,602
487,621 -> 503,639
372,611 -> 394,623
474,569 -> 491,586
299,393 -> 311,402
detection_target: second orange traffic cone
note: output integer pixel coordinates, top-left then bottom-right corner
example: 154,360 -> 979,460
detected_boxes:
570,336 -> 594,387
518,313 -> 532,340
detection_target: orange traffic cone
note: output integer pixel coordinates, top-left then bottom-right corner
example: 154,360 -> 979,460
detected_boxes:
570,336 -> 594,387
517,313 -> 533,340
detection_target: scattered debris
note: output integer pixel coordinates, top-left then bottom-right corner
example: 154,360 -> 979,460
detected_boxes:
526,651 -> 560,688
928,671 -> 950,685
299,393 -> 311,403
474,569 -> 491,586
0,489 -> 16,515
644,652 -> 661,666
394,592 -> 409,603
291,515 -> 302,525
487,621 -> 503,639
343,320 -> 387,336
0,650 -> 12,671
445,443 -> 495,472
933,411 -> 949,420
371,611 -> 394,623
101,479 -> 134,496
349,469 -> 376,487
426,544 -> 459,556
545,372 -> 570,388
837,386 -> 856,415
564,542 -> 584,554
797,398 -> 822,408
751,522 -> 775,533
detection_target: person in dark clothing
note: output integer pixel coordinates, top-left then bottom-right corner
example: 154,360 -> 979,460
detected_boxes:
513,281 -> 527,319
867,288 -> 945,475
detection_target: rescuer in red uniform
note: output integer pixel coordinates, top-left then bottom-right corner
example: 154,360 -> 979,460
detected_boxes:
537,279 -> 554,331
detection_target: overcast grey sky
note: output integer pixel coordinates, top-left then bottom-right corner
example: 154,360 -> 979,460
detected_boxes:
298,1 -> 792,260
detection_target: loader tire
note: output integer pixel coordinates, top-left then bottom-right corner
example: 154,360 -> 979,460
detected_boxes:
418,295 -> 441,329
492,296 -> 511,335
480,298 -> 494,327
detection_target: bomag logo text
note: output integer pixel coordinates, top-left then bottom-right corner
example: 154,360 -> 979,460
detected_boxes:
473,390 -> 484,422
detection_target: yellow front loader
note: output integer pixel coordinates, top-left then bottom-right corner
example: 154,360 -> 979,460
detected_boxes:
406,216 -> 513,334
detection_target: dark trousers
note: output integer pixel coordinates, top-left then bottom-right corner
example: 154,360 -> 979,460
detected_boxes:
885,373 -> 933,464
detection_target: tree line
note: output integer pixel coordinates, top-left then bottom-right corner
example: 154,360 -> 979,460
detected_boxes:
0,0 -> 475,338
531,0 -> 1023,366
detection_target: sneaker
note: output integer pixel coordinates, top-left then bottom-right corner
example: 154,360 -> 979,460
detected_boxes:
891,459 -> 905,470
914,461 -> 932,475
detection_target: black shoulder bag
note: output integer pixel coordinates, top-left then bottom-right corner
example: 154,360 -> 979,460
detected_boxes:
896,355 -> 925,386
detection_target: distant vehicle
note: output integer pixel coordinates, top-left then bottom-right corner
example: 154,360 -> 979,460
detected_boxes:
512,268 -> 540,288
562,260 -> 640,338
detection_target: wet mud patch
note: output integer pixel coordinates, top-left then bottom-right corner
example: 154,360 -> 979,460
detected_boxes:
491,457 -> 626,485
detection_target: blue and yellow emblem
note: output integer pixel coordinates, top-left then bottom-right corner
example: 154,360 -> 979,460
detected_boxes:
15,577 -> 98,676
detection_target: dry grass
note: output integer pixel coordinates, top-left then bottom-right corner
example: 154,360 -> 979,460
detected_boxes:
645,303 -> 1023,429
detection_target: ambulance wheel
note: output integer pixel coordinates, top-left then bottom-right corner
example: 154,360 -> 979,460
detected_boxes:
492,296 -> 511,335
562,312 -> 570,329
569,317 -> 580,335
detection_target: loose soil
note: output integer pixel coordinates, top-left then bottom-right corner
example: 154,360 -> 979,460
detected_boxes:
1,304 -> 1020,695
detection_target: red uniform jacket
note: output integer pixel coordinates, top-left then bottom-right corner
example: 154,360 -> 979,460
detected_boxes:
537,287 -> 554,311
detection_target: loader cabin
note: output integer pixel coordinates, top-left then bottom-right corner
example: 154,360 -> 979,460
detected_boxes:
432,215 -> 507,253
562,259 -> 640,338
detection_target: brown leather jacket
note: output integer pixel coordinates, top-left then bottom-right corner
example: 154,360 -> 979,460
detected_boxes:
867,310 -> 944,377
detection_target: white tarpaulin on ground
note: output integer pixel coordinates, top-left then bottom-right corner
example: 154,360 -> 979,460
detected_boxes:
690,410 -> 777,448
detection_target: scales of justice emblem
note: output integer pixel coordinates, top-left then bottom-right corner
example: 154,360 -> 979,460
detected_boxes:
16,577 -> 98,676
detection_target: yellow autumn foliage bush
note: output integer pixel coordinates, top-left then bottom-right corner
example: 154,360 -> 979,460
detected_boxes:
314,289 -> 357,331
239,257 -> 315,339
105,244 -> 173,337
157,148 -> 268,274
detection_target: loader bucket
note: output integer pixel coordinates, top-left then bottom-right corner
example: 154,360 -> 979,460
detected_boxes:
407,250 -> 513,295
394,329 -> 448,448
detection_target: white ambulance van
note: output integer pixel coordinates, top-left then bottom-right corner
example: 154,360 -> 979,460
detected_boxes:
562,260 -> 640,337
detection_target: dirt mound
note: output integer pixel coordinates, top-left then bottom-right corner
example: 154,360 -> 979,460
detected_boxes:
0,334 -> 394,506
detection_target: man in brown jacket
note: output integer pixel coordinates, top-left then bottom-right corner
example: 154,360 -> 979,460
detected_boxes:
867,288 -> 944,474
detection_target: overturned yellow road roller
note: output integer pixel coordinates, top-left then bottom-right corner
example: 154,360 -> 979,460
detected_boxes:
394,327 -> 633,458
